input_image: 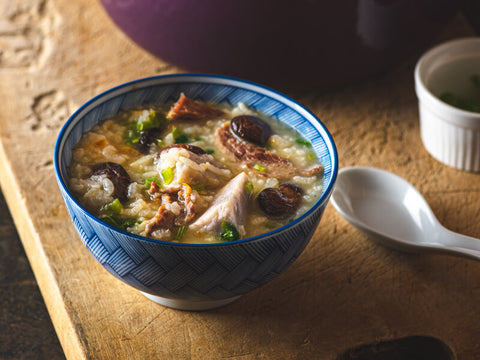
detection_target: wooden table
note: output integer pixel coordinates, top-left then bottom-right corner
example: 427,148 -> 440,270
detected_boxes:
1,0 -> 479,358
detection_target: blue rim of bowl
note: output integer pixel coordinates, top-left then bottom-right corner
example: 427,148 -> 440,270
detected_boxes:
54,73 -> 338,247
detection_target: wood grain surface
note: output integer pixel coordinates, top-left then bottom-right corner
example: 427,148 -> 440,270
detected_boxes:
0,0 -> 479,359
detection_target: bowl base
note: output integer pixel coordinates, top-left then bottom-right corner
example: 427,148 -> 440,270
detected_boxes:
141,292 -> 241,311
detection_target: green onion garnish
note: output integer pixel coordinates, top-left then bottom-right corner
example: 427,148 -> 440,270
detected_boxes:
101,215 -> 120,227
170,127 -> 190,144
175,134 -> 190,144
220,221 -> 240,242
161,167 -> 174,184
103,198 -> 122,215
439,74 -> 480,113
120,219 -> 140,230
136,111 -> 165,131
145,176 -> 160,189
174,226 -> 189,241
295,138 -> 312,147
244,180 -> 254,194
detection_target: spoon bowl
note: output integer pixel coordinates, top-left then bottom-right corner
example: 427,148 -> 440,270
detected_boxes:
331,166 -> 480,261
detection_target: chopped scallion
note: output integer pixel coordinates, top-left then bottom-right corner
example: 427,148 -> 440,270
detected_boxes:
145,176 -> 160,189
121,218 -> 140,230
136,111 -> 165,131
174,226 -> 189,241
439,74 -> 480,113
171,127 -> 181,138
103,198 -> 122,215
102,216 -> 140,230
175,134 -> 189,144
244,180 -> 254,194
101,215 -> 120,227
220,221 -> 240,242
124,129 -> 140,145
171,127 -> 190,144
161,167 -> 174,184
295,138 -> 312,147
253,164 -> 265,172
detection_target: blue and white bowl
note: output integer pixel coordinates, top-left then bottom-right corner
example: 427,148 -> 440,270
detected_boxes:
54,74 -> 338,311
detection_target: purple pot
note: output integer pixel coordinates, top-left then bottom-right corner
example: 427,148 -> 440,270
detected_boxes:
99,0 -> 458,88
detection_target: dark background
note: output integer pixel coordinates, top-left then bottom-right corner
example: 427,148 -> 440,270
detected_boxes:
0,190 -> 65,360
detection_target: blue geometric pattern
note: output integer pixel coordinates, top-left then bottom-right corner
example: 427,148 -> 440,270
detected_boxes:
54,74 -> 338,302
63,188 -> 326,301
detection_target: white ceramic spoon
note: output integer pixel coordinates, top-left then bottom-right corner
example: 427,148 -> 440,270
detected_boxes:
331,166 -> 480,261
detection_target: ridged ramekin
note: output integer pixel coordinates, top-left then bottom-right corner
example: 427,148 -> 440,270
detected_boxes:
415,37 -> 480,172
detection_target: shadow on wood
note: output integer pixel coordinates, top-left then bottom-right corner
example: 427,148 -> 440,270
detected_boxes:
337,336 -> 455,360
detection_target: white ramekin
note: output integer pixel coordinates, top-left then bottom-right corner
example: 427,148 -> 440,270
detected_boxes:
414,37 -> 480,172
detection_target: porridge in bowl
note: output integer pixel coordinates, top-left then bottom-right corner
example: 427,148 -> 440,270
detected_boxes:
68,94 -> 323,243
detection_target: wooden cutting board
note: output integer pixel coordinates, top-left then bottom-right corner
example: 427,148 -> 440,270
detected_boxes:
1,0 -> 479,358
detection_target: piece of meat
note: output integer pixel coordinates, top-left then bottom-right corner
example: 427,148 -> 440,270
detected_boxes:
157,146 -> 231,188
189,172 -> 250,237
148,180 -> 161,199
166,93 -> 225,121
145,184 -> 197,236
145,194 -> 176,236
177,184 -> 195,225
215,123 -> 322,179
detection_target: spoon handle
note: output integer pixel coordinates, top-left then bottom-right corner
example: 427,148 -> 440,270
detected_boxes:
440,227 -> 480,261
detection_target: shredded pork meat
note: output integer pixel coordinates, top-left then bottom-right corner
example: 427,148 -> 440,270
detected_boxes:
145,184 -> 197,237
166,93 -> 225,121
215,123 -> 322,179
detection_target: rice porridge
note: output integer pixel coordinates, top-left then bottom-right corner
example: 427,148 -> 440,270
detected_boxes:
68,94 -> 323,243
